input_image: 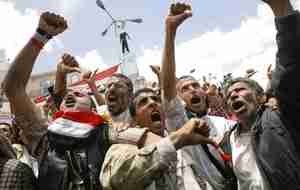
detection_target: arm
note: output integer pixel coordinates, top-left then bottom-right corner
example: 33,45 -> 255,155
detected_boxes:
149,65 -> 161,90
82,70 -> 105,106
161,3 -> 192,101
267,1 -> 300,113
54,53 -> 81,105
100,119 -> 216,190
100,137 -> 177,190
3,12 -> 67,160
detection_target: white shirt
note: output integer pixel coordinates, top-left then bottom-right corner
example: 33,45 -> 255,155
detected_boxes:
164,96 -> 236,190
231,130 -> 270,190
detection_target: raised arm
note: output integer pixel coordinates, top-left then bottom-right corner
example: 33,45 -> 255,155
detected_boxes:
54,53 -> 81,102
3,12 -> 67,159
161,3 -> 192,101
82,69 -> 105,106
266,0 -> 300,113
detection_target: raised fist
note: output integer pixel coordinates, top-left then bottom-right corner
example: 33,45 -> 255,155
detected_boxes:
38,12 -> 68,36
166,3 -> 192,31
170,3 -> 192,16
261,0 -> 293,17
267,64 -> 273,80
57,53 -> 81,74
150,65 -> 161,77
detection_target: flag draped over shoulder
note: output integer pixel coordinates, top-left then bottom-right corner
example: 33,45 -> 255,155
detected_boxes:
49,111 -> 106,138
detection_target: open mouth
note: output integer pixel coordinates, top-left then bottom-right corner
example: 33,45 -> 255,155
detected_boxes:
107,95 -> 117,103
65,96 -> 76,108
232,101 -> 245,112
191,97 -> 201,104
151,111 -> 161,122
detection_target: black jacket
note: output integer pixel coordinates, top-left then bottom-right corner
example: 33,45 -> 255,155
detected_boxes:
248,12 -> 300,190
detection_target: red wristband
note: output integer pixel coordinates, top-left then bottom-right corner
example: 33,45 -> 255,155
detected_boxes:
30,37 -> 44,50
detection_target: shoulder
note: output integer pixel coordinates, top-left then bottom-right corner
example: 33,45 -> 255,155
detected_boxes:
106,144 -> 139,158
1,159 -> 34,177
206,115 -> 236,129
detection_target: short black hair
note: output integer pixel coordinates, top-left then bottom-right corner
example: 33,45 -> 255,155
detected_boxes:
129,88 -> 157,116
111,73 -> 133,96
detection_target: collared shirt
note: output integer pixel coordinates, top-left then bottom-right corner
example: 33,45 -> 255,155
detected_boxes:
163,96 -> 207,190
100,137 -> 178,190
164,96 -> 236,190
0,159 -> 36,190
12,144 -> 39,178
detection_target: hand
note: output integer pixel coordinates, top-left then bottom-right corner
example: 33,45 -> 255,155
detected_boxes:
262,0 -> 292,17
170,118 -> 216,149
38,12 -> 68,36
267,64 -> 273,80
57,53 -> 81,74
150,65 -> 161,76
165,3 -> 192,32
82,69 -> 98,87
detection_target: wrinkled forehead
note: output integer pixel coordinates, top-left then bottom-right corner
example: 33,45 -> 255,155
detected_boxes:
176,79 -> 199,90
227,82 -> 251,95
107,76 -> 128,87
134,91 -> 160,103
0,123 -> 11,130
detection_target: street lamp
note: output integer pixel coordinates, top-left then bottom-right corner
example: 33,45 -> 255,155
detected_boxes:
96,0 -> 143,40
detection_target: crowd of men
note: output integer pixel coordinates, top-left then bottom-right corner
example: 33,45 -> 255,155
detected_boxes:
0,0 -> 300,189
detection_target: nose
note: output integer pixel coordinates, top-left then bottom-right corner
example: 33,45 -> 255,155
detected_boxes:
147,98 -> 158,108
108,83 -> 118,92
230,90 -> 239,101
66,93 -> 74,99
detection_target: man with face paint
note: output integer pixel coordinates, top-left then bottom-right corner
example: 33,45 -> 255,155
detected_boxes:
223,0 -> 300,189
161,3 -> 236,190
102,73 -> 134,124
2,12 -> 148,190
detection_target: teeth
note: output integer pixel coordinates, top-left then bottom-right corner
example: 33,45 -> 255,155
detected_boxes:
191,97 -> 201,104
151,112 -> 161,122
65,97 -> 76,107
232,101 -> 244,111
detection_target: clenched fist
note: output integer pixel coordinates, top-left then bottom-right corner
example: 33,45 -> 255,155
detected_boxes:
38,12 -> 68,37
170,118 -> 216,150
57,53 -> 81,74
166,3 -> 192,32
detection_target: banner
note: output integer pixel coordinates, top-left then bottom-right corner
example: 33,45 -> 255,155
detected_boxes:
71,64 -> 120,87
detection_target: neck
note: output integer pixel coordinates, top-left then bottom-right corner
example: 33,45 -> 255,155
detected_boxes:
238,112 -> 257,132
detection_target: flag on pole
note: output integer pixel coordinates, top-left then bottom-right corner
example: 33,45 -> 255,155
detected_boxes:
71,64 -> 120,87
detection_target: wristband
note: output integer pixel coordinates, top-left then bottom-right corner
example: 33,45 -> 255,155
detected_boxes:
33,32 -> 49,44
36,28 -> 53,39
30,37 -> 44,50
30,31 -> 50,50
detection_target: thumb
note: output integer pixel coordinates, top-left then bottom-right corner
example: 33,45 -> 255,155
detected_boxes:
195,134 -> 217,146
175,11 -> 192,25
